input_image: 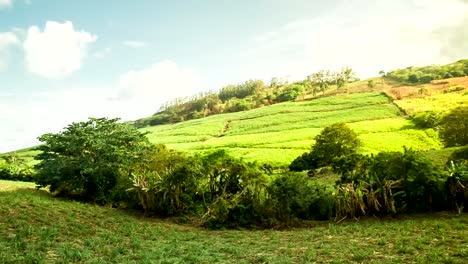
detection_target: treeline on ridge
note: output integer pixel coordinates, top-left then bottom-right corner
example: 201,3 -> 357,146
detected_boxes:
385,59 -> 468,84
132,67 -> 358,128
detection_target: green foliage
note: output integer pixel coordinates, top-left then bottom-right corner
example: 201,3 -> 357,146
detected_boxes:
35,118 -> 151,203
411,111 -> 442,128
275,84 -> 304,102
308,70 -> 331,95
289,123 -> 360,171
387,60 -> 468,84
439,106 -> 468,147
200,150 -> 268,228
335,149 -> 446,214
445,160 -> 468,212
127,145 -> 203,215
127,148 -> 269,227
289,152 -> 317,171
267,173 -> 334,221
448,146 -> 468,162
219,80 -> 265,102
331,153 -> 371,183
0,154 -> 36,182
312,123 -> 361,166
225,98 -> 253,112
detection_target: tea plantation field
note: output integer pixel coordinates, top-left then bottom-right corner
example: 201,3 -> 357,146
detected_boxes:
142,92 -> 441,166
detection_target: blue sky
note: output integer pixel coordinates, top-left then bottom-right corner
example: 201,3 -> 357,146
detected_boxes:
1,0 -> 468,152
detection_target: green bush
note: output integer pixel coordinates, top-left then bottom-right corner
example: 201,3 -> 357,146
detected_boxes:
331,153 -> 371,184
201,150 -> 269,228
332,149 -> 446,215
411,111 -> 441,128
128,154 -> 204,216
439,106 -> 468,147
0,157 -> 36,182
289,152 -> 317,172
268,173 -> 334,221
35,118 -> 152,203
449,146 -> 468,162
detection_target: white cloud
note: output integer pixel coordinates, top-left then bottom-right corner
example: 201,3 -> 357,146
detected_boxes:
246,0 -> 468,79
0,32 -> 19,71
0,60 -> 204,152
117,60 -> 203,102
0,0 -> 12,8
123,40 -> 146,48
93,47 -> 111,58
23,21 -> 97,79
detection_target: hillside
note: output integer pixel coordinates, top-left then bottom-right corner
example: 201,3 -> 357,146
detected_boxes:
1,180 -> 467,263
2,61 -> 468,168
141,92 -> 441,166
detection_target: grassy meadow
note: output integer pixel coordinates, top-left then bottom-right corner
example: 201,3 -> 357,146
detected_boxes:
1,180 -> 467,263
142,92 -> 441,166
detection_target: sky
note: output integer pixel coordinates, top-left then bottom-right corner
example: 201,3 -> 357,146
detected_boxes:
1,0 -> 468,152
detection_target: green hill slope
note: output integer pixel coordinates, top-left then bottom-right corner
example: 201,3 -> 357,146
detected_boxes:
4,60 -> 468,168
142,92 -> 440,166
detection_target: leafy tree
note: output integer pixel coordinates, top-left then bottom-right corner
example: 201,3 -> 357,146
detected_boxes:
276,84 -> 304,102
35,117 -> 151,202
439,106 -> 468,147
308,70 -> 331,95
270,77 -> 280,88
335,67 -> 355,89
367,80 -> 375,88
312,123 -> 361,166
290,123 -> 360,171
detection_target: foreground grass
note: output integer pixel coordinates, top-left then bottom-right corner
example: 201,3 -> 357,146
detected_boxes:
1,180 -> 467,263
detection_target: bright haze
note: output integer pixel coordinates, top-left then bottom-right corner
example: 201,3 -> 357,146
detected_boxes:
1,0 -> 468,152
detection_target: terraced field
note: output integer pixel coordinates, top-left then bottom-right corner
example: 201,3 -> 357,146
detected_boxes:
142,92 -> 441,166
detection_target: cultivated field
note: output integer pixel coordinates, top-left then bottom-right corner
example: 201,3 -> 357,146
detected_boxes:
385,76 -> 468,115
5,76 -> 468,167
142,92 -> 441,166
